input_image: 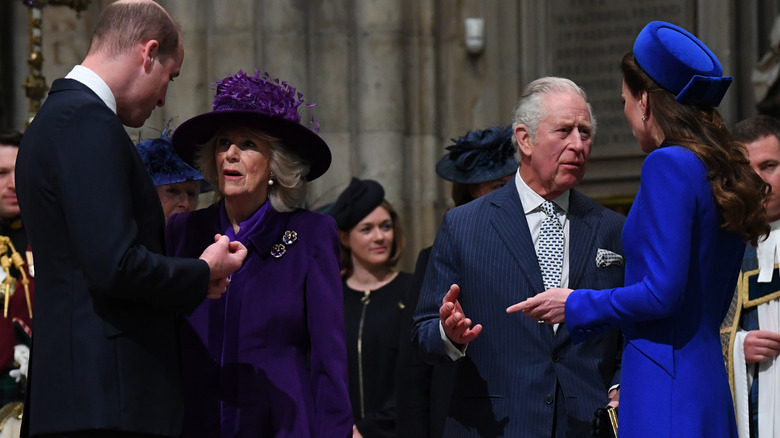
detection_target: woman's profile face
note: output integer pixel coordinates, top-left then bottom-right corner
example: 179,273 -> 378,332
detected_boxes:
621,80 -> 656,153
342,205 -> 394,270
215,126 -> 272,203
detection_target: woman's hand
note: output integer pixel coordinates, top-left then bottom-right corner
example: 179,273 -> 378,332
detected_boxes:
506,288 -> 573,324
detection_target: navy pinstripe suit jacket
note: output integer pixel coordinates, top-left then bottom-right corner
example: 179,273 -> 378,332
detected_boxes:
411,180 -> 625,437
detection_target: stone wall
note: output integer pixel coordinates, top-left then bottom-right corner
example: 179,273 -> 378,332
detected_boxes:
2,0 -> 778,270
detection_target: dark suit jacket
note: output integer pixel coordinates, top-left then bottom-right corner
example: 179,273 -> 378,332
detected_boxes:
411,180 -> 625,438
16,78 -> 210,436
396,247 -> 456,438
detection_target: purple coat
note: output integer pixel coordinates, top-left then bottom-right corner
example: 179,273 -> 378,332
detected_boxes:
167,202 -> 352,437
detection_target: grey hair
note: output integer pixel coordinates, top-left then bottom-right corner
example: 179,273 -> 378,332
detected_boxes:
511,77 -> 597,161
195,127 -> 310,212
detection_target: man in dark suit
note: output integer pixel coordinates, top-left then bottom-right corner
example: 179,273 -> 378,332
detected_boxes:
15,1 -> 246,436
412,77 -> 624,437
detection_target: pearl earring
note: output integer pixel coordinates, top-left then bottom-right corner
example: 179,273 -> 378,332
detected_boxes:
268,173 -> 275,186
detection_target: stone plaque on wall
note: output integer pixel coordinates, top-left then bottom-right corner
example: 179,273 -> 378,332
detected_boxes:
544,0 -> 694,200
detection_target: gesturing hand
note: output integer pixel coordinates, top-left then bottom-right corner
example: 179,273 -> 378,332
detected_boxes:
440,284 -> 482,345
506,288 -> 573,324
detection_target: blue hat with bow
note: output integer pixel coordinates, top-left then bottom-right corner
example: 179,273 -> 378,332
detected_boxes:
633,21 -> 732,107
436,125 -> 518,184
136,136 -> 205,188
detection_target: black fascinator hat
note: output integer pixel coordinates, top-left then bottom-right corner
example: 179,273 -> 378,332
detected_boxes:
436,126 -> 518,184
327,178 -> 385,231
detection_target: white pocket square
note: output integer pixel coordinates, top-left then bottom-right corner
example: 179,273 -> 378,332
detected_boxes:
596,249 -> 624,267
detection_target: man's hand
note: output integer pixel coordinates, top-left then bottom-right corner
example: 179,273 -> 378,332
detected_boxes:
440,284 -> 482,345
743,329 -> 780,363
199,234 -> 247,299
506,288 -> 573,324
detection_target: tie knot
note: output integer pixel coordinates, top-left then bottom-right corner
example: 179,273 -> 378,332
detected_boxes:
541,201 -> 557,218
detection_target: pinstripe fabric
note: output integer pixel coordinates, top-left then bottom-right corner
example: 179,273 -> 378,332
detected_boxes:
411,180 -> 625,437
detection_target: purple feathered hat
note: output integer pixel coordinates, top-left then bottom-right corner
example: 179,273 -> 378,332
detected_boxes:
172,70 -> 331,181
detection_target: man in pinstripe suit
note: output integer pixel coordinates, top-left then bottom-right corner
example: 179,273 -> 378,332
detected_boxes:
412,77 -> 625,437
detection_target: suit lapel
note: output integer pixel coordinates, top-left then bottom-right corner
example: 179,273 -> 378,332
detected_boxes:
489,181 -> 545,292
568,190 -> 597,288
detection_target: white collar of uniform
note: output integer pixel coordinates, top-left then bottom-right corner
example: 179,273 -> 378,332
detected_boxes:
756,218 -> 780,283
65,65 -> 117,115
514,170 -> 570,215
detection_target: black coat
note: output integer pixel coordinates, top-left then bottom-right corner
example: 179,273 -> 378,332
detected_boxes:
16,78 -> 210,436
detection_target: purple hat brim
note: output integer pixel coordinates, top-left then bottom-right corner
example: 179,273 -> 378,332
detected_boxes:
171,110 -> 331,181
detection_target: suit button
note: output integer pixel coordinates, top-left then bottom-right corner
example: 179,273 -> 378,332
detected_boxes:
552,355 -> 560,363
545,394 -> 553,404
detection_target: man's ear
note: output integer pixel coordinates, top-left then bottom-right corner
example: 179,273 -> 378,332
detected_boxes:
142,39 -> 160,71
515,124 -> 533,157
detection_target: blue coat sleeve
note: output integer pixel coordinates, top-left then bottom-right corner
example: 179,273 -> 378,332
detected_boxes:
566,147 -> 701,340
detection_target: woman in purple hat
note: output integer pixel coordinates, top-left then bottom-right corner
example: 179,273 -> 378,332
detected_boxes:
510,21 -> 768,437
167,70 -> 351,437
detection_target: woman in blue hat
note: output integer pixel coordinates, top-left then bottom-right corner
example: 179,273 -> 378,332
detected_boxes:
511,21 -> 768,437
135,135 -> 205,222
166,70 -> 351,437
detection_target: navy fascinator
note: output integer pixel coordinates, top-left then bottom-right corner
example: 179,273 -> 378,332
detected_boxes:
136,136 -> 206,189
436,125 -> 518,184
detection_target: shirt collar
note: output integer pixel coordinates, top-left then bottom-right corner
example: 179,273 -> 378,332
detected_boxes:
65,65 -> 117,114
514,170 -> 570,214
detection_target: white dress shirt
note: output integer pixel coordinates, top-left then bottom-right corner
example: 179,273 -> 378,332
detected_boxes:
65,65 -> 117,114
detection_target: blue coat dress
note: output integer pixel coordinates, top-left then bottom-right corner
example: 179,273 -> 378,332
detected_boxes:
567,146 -> 741,437
166,201 -> 352,437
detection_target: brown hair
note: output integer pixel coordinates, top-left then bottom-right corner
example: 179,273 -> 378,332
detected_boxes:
733,115 -> 780,144
622,53 -> 769,245
88,0 -> 181,62
451,182 -> 475,207
0,131 -> 22,147
339,200 -> 406,278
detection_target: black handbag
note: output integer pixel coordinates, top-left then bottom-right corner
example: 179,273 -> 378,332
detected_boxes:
592,406 -> 618,438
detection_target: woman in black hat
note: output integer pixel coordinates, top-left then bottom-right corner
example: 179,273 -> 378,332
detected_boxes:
513,21 -> 768,437
166,70 -> 351,437
327,178 -> 412,438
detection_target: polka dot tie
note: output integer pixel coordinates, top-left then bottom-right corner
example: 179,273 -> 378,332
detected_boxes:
537,200 -> 564,290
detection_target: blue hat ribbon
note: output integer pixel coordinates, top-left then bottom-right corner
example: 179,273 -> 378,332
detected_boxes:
676,74 -> 733,107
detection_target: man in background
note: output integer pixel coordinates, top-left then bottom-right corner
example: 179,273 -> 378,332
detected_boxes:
725,115 -> 780,438
0,130 -> 32,408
